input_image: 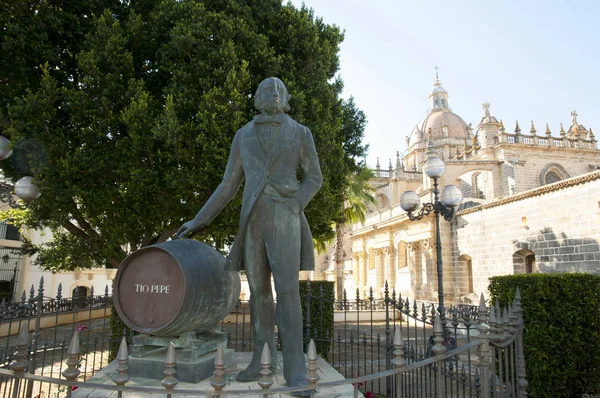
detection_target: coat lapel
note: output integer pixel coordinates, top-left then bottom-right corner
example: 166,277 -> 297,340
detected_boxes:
242,121 -> 266,164
265,116 -> 297,169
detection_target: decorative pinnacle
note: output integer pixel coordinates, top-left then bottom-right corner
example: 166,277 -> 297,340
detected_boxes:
530,121 -> 536,135
545,123 -> 552,136
162,341 -> 178,390
67,331 -> 80,356
514,121 -> 521,133
499,119 -> 505,131
588,127 -> 595,139
306,339 -> 320,387
211,344 -> 227,392
376,157 -> 380,169
112,337 -> 130,386
478,293 -> 486,313
258,343 -> 274,390
560,123 -> 566,136
434,66 -> 440,84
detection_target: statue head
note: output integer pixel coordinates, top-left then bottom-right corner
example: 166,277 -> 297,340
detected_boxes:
254,77 -> 291,114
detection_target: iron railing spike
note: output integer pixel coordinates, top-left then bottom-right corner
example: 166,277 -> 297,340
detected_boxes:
112,337 -> 130,386
306,339 -> 319,388
63,332 -> 81,382
211,343 -> 227,393
215,343 -> 224,366
67,331 -> 80,356
16,324 -> 28,346
258,343 -> 274,391
117,336 -> 128,361
162,341 -> 178,390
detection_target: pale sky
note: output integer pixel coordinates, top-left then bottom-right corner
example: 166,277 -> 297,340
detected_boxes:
289,0 -> 600,167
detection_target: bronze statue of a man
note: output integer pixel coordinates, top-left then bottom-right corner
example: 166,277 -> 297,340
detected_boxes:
176,77 -> 322,395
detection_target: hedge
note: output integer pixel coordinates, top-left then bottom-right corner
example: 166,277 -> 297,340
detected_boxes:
489,274 -> 600,397
299,280 -> 335,360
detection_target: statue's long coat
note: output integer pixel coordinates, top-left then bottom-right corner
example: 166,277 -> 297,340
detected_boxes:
194,114 -> 322,271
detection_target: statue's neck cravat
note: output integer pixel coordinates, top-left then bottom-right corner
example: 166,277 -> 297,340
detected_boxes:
255,113 -> 285,156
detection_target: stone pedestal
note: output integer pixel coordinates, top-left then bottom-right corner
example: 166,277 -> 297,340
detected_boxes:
129,329 -> 235,383
73,352 -> 363,397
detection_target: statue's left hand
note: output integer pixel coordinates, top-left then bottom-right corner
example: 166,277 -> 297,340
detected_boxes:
174,219 -> 205,240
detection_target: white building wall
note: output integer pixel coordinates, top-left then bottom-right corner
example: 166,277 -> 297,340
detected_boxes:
455,172 -> 600,296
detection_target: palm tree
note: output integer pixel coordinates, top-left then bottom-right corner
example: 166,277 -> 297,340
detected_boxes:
333,166 -> 376,301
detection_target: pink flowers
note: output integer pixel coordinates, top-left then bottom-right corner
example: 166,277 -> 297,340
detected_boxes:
76,325 -> 88,332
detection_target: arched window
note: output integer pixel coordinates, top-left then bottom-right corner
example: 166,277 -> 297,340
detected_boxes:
434,99 -> 440,108
441,98 -> 446,108
540,163 -> 569,185
544,171 -> 562,184
513,250 -> 535,274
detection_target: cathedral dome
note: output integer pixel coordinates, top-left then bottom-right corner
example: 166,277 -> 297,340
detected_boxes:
407,70 -> 471,148
408,109 -> 470,148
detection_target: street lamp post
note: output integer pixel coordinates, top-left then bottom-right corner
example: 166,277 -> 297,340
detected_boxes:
400,140 -> 462,318
0,135 -> 40,208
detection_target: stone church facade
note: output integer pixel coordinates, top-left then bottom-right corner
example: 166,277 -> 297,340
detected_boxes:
313,74 -> 600,303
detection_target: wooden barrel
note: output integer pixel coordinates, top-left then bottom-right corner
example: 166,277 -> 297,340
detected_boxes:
113,239 -> 240,337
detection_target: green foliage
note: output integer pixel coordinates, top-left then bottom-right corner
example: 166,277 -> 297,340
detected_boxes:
108,301 -> 131,361
1,0 -> 367,271
299,280 -> 334,360
489,274 -> 600,397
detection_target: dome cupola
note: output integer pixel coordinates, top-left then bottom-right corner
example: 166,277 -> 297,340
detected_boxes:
429,67 -> 449,111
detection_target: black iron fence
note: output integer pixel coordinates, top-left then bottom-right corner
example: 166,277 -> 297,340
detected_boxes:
0,279 -> 527,397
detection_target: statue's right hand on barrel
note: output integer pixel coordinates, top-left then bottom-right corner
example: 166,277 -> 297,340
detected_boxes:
174,218 -> 205,239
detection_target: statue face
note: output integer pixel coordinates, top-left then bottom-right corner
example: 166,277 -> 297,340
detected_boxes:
256,78 -> 289,114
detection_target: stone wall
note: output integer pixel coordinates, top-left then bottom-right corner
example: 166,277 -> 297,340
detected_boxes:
454,171 -> 600,295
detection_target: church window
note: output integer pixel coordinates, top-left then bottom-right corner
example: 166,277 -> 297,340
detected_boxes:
544,171 -> 562,184
540,163 -> 569,185
441,98 -> 446,108
434,99 -> 439,108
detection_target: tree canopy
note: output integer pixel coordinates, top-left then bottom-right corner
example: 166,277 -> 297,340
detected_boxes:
0,0 -> 367,271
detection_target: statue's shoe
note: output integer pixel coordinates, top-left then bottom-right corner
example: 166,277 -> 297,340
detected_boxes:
236,368 -> 260,382
236,365 -> 277,382
288,373 -> 312,397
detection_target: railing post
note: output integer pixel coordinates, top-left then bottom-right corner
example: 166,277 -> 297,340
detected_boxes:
257,343 -> 273,398
305,280 -> 311,350
306,339 -> 320,396
211,344 -> 227,397
62,332 -> 81,398
476,293 -> 490,397
9,325 -> 28,398
431,316 -> 447,398
162,341 -> 178,397
392,328 -> 406,398
513,288 -> 528,397
112,337 -> 130,398
26,279 -> 42,398
384,281 -> 392,397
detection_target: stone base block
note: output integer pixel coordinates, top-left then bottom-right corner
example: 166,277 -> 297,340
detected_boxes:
129,347 -> 235,383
